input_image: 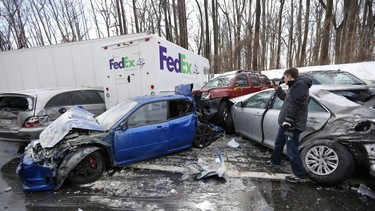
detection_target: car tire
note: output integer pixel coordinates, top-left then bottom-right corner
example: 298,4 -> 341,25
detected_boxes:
67,151 -> 106,184
224,113 -> 235,134
194,124 -> 213,148
217,101 -> 232,133
301,140 -> 355,185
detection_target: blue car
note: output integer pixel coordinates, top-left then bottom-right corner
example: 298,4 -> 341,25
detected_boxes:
16,84 -> 222,191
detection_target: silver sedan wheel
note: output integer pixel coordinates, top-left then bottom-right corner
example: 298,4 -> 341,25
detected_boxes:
304,145 -> 339,176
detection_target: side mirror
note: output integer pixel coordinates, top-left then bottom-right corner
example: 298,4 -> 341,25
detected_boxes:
119,121 -> 128,131
235,102 -> 244,107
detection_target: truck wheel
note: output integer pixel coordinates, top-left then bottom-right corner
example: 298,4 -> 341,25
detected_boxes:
301,140 -> 355,185
67,151 -> 106,184
194,124 -> 212,148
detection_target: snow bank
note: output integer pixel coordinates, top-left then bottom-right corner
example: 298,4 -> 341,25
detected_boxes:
262,61 -> 375,84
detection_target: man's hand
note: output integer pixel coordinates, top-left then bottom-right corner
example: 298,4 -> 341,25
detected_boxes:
272,82 -> 280,90
282,121 -> 292,129
282,116 -> 294,129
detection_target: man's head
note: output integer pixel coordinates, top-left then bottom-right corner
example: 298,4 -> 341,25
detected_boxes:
283,67 -> 299,85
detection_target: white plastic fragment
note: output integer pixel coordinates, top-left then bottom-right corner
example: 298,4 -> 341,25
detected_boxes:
228,138 -> 240,148
4,187 -> 12,192
358,184 -> 375,199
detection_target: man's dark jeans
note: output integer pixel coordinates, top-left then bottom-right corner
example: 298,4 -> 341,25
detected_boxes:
271,126 -> 307,178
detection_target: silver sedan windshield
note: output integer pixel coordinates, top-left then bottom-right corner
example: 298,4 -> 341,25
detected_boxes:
96,99 -> 138,130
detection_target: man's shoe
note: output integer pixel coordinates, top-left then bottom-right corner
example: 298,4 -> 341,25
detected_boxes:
285,175 -> 306,183
265,161 -> 281,166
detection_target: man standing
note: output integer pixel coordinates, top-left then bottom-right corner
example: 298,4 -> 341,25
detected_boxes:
269,67 -> 312,182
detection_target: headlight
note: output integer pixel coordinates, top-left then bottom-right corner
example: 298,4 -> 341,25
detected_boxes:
201,92 -> 210,100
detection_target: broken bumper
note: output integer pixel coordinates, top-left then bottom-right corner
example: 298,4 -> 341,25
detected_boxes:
16,156 -> 55,191
194,97 -> 222,120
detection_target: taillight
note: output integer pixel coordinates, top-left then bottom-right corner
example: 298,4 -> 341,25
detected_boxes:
24,116 -> 48,127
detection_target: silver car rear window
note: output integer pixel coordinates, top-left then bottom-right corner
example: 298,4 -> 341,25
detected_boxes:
0,96 -> 33,111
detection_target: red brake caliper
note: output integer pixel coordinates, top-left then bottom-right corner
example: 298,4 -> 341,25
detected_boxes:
88,156 -> 97,169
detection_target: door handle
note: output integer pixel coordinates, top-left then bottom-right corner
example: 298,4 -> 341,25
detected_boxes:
307,118 -> 320,123
127,75 -> 131,83
58,108 -> 67,114
156,125 -> 163,130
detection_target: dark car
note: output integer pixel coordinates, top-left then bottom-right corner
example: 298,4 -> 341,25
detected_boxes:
230,86 -> 375,185
300,70 -> 375,107
193,70 -> 272,132
0,88 -> 106,142
16,84 -> 223,191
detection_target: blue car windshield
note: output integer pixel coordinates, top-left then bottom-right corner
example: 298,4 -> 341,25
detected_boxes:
96,99 -> 138,130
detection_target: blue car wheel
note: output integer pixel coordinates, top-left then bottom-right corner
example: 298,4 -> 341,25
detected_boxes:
67,151 -> 106,184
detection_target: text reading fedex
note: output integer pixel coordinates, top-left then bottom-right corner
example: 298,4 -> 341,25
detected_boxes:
159,46 -> 192,74
109,57 -> 135,70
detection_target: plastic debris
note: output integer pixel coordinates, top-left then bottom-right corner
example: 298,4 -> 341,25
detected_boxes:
228,138 -> 240,148
4,187 -> 12,192
358,184 -> 375,200
182,147 -> 226,181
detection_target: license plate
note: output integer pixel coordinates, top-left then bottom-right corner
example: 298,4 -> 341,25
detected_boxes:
0,119 -> 12,125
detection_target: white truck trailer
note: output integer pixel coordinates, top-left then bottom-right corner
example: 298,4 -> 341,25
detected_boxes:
0,33 -> 211,109
0,33 -> 150,93
102,34 -> 211,109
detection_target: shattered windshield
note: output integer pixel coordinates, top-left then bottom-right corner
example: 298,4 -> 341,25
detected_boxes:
96,99 -> 138,130
308,71 -> 366,85
202,75 -> 234,89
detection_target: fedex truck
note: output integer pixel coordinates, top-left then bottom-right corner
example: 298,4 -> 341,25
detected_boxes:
102,34 -> 211,109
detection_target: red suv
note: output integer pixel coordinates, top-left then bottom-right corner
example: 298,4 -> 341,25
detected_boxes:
193,70 -> 272,133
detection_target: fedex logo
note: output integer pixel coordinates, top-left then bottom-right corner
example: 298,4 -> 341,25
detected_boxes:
109,57 -> 135,70
159,46 -> 192,74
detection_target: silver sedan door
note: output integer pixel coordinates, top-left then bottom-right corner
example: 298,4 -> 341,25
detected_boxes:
263,96 -> 331,148
233,91 -> 274,142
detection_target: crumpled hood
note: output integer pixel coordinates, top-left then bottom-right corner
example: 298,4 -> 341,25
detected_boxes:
39,106 -> 104,148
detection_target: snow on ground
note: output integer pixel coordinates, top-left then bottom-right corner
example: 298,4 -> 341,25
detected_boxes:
77,135 -> 288,210
261,61 -> 375,84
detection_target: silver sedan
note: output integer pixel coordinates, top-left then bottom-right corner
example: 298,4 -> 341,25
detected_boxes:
230,86 -> 375,185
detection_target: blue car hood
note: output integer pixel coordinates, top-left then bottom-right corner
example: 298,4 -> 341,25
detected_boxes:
39,106 -> 104,148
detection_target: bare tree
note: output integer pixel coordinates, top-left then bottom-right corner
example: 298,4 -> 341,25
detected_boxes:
177,0 -> 188,48
319,0 -> 333,65
298,0 -> 310,66
286,0 -> 294,67
275,0 -> 285,69
252,0 -> 261,71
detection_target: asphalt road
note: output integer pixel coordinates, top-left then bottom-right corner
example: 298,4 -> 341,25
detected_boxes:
1,136 -> 375,210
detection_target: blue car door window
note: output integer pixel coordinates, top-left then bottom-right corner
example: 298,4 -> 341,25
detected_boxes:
127,102 -> 168,128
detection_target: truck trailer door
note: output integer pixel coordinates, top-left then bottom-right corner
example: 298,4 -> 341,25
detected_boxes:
111,43 -> 142,104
